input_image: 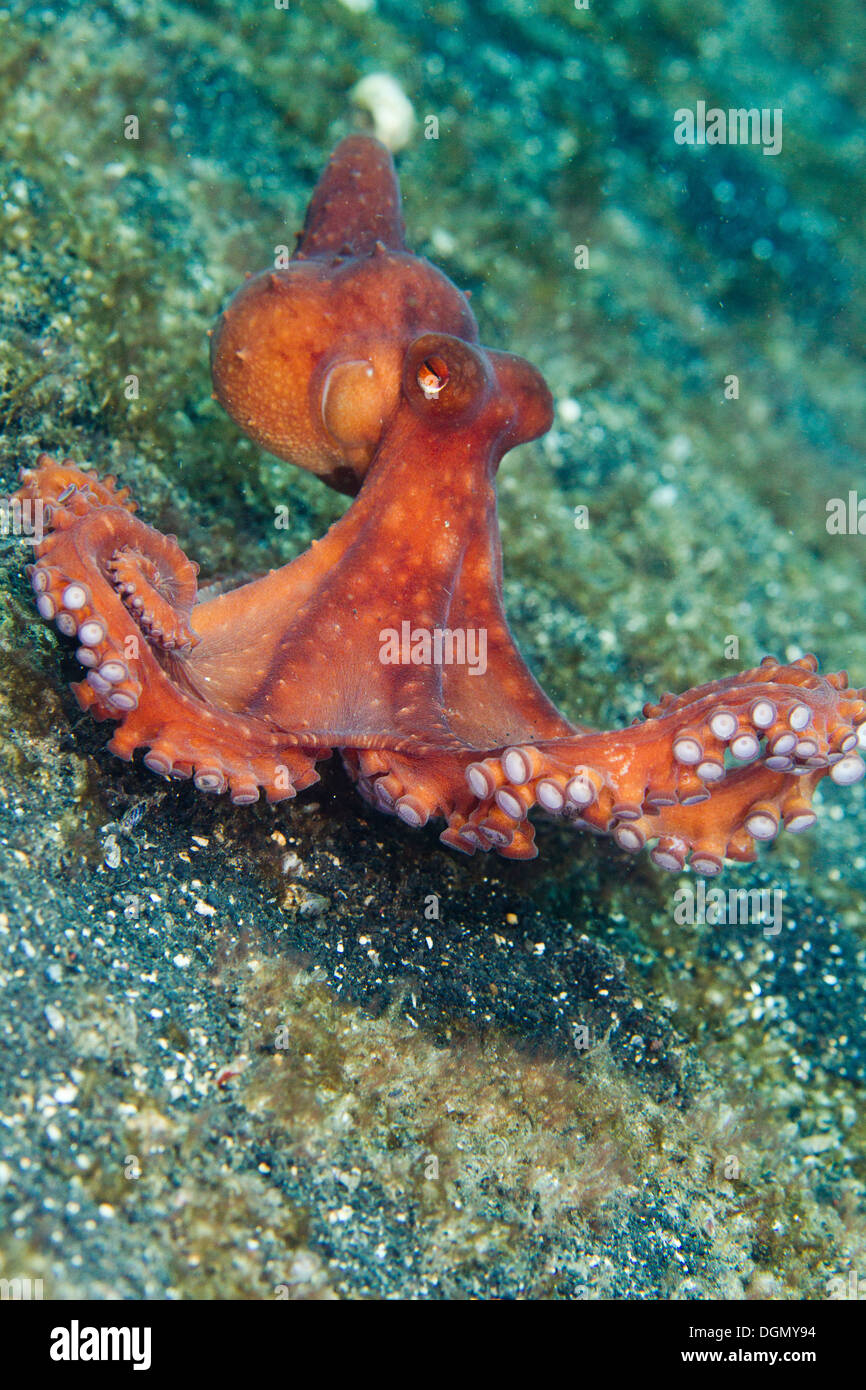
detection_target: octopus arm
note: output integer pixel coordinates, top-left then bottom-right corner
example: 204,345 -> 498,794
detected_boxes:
446,658 -> 866,866
16,457 -> 324,803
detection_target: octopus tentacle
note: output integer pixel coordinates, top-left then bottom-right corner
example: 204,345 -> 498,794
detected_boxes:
344,746 -> 475,829
465,664 -> 866,868
17,453 -> 136,518
342,744 -> 538,856
105,544 -> 198,652
18,456 -> 325,803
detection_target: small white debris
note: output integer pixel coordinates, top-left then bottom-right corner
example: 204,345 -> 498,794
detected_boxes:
328,1205 -> 354,1224
649,483 -> 678,508
666,433 -> 693,463
351,73 -> 416,151
431,227 -> 457,257
287,1251 -> 320,1283
801,1133 -> 836,1155
558,397 -> 581,425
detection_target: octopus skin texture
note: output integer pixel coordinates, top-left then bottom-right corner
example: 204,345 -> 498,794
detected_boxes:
12,134 -> 866,873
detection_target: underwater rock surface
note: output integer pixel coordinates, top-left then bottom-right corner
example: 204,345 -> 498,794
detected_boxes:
1,0 -> 865,1297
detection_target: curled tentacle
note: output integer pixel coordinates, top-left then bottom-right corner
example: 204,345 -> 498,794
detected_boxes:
23,455 -> 200,667
15,455 -> 327,802
106,542 -> 198,652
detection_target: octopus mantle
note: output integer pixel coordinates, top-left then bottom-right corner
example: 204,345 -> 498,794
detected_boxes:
13,136 -> 866,872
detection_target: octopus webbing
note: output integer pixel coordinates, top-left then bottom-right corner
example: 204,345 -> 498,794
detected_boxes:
12,135 -> 866,872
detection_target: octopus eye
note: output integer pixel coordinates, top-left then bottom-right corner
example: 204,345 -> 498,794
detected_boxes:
417,355 -> 450,399
403,333 -> 489,423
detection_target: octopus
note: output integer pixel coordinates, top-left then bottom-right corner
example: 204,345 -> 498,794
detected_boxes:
13,135 -> 866,873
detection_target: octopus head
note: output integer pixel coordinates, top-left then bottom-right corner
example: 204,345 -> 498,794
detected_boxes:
210,133 -> 552,494
211,252 -> 480,496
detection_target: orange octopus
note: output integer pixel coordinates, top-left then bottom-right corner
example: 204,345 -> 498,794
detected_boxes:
13,135 -> 866,871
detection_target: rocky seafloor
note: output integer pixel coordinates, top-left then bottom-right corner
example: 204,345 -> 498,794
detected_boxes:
1,0 -> 865,1298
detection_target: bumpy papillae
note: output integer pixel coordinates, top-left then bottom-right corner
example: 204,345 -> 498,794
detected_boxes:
15,454 -> 866,875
